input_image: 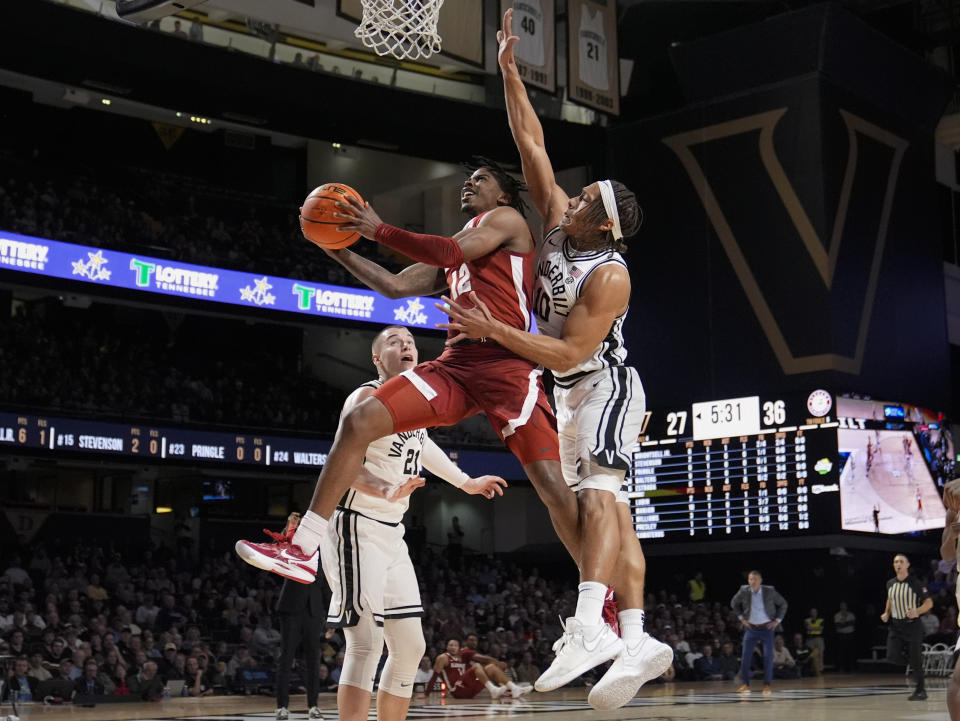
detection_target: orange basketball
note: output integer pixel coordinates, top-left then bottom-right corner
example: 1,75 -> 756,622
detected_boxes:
299,183 -> 364,250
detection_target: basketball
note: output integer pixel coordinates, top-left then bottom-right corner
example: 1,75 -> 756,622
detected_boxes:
299,183 -> 364,250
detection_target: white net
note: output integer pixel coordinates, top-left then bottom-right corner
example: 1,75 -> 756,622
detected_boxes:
354,0 -> 445,61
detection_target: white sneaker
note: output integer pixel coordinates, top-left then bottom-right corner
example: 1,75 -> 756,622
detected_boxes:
275,708 -> 289,721
587,632 -> 674,710
489,684 -> 507,699
534,618 -> 623,692
509,682 -> 533,697
308,706 -> 324,719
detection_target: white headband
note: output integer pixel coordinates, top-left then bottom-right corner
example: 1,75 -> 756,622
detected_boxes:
597,180 -> 623,240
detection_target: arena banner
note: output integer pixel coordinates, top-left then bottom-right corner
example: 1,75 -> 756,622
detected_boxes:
605,6 -> 951,411
500,0 -> 556,93
566,0 -> 619,115
0,230 -> 447,330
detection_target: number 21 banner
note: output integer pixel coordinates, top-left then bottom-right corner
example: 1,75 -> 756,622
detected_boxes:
501,0 -> 556,92
567,0 -> 619,115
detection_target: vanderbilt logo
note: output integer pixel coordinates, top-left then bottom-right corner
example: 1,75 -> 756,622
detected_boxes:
663,108 -> 908,375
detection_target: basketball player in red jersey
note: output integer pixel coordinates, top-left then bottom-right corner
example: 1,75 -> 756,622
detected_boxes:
433,9 -> 673,710
424,638 -> 525,700
238,163 -> 587,616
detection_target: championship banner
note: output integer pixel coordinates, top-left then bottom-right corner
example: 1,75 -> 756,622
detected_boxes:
500,0 -> 556,92
0,230 -> 447,330
338,0 -> 360,21
566,0 -> 619,115
339,0 -> 484,67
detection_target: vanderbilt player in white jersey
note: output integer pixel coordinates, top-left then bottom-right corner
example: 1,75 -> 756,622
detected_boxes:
242,326 -> 506,721
438,8 -> 671,711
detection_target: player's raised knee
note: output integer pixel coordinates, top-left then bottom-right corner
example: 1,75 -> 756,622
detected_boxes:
340,397 -> 393,442
578,486 -> 618,519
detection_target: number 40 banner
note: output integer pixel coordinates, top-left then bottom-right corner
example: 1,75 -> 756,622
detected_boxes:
566,0 -> 619,115
500,0 -> 556,93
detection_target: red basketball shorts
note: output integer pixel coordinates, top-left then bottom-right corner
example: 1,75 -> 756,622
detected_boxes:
372,344 -> 559,465
450,669 -> 486,699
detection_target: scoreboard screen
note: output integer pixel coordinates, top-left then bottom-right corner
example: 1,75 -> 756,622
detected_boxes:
0,411 -> 330,468
628,391 -> 841,540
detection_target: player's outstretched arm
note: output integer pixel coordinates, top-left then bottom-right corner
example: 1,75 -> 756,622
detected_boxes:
323,247 -> 446,299
337,197 -> 530,268
424,655 -> 449,696
498,7 -> 568,229
438,264 -> 630,372
421,439 -> 506,499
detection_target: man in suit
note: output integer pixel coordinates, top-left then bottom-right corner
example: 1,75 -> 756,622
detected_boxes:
274,512 -> 329,721
730,570 -> 788,695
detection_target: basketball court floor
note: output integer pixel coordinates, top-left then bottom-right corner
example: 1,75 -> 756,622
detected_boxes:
2,675 -> 953,721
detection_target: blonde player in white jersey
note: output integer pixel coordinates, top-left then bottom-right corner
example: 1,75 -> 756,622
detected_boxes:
438,8 -> 671,711
241,325 -> 506,721
327,325 -> 506,721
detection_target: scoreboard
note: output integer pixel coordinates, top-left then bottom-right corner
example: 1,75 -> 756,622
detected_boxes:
0,411 -> 331,468
628,390 -> 841,540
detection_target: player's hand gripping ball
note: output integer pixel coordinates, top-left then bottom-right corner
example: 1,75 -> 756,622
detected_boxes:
300,183 -> 364,249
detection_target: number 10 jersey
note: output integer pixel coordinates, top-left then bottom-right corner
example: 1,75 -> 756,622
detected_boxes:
534,226 -> 628,388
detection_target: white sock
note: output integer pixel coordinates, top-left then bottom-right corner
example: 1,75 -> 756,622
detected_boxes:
574,581 -> 608,626
291,510 -> 328,556
485,680 -> 498,693
619,609 -> 646,642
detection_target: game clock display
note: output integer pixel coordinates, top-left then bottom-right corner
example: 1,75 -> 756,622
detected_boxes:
628,391 -> 842,540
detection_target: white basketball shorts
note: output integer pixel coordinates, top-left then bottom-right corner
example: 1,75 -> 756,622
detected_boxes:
325,507 -> 423,628
554,365 -> 646,504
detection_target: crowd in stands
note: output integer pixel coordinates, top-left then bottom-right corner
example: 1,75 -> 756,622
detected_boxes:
3,529 -> 959,703
0,301 -> 342,434
0,153 -> 408,288
0,153 -> 497,447
0,299 -> 498,448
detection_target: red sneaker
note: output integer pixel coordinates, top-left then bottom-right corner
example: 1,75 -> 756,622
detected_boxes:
602,587 -> 620,636
235,530 -> 317,584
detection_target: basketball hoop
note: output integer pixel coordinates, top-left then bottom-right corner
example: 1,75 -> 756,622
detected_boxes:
354,0 -> 444,61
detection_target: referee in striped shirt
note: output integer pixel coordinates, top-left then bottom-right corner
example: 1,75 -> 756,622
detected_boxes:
881,553 -> 933,700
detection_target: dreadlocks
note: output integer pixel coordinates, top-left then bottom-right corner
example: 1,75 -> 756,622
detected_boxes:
463,156 -> 529,218
580,180 -> 643,253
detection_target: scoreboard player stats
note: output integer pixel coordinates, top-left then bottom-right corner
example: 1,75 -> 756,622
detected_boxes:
628,390 -> 841,540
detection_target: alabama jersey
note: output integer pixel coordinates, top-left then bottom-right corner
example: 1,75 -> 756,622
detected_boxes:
578,3 -> 608,91
444,212 -> 535,339
514,0 -> 545,68
534,226 -> 628,387
337,380 -> 426,524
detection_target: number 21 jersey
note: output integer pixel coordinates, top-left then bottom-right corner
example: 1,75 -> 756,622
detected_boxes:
578,3 -> 608,91
338,379 -> 426,524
